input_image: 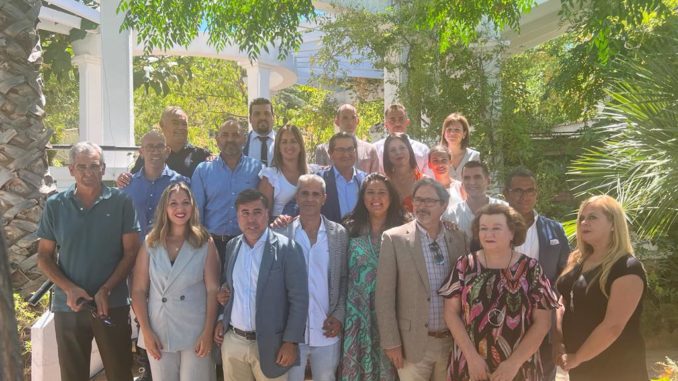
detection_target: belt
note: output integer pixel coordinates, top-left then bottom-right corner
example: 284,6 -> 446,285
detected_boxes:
428,329 -> 451,338
211,234 -> 234,243
232,327 -> 256,340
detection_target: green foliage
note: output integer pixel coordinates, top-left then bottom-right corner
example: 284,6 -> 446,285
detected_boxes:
133,57 -> 248,153
568,13 -> 678,239
273,83 -> 384,158
13,292 -> 49,379
117,0 -> 316,60
133,55 -> 194,96
551,0 -> 674,115
636,238 -> 678,349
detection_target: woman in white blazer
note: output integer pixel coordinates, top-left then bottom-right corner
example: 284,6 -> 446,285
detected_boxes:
132,182 -> 220,381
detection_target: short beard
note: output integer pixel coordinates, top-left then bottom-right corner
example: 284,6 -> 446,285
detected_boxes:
254,121 -> 271,135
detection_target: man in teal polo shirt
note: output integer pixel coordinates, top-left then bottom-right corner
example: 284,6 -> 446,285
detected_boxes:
37,141 -> 140,381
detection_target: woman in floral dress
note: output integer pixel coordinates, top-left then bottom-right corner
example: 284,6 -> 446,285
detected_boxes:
339,174 -> 410,381
439,204 -> 558,381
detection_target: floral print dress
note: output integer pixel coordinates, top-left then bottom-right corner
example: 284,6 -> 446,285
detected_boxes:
438,252 -> 558,381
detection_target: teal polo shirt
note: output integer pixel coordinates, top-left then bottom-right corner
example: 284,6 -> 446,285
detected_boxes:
37,184 -> 140,312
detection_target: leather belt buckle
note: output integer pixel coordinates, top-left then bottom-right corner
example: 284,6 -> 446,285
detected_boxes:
232,327 -> 256,340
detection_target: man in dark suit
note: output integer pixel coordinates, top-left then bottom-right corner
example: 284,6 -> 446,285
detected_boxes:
316,132 -> 367,223
214,189 -> 308,380
503,166 -> 571,381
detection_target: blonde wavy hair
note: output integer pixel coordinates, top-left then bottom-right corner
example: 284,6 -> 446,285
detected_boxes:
146,182 -> 210,249
560,195 -> 635,298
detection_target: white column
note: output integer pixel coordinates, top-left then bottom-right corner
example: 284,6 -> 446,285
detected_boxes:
71,34 -> 103,144
100,0 -> 134,167
245,63 -> 272,106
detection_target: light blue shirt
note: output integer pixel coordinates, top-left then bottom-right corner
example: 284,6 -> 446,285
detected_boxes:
191,155 -> 263,236
122,165 -> 189,239
230,229 -> 269,331
333,167 -> 360,218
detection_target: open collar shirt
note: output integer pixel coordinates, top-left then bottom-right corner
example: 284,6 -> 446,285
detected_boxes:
230,229 -> 269,332
293,219 -> 338,347
191,155 -> 263,236
122,165 -> 189,239
416,222 -> 451,332
333,166 -> 360,219
514,210 -> 540,260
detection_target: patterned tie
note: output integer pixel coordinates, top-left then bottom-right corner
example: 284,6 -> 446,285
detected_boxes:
258,136 -> 268,166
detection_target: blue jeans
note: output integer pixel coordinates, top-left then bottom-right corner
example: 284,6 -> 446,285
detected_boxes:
287,341 -> 340,381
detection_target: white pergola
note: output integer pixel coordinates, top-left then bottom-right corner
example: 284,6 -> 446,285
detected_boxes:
32,1 -> 566,379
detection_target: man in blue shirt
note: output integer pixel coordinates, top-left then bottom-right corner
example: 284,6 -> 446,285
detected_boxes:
37,142 -> 140,381
317,132 -> 367,223
192,118 -> 263,261
123,130 -> 189,239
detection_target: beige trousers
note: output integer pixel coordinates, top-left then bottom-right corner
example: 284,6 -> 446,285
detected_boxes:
397,335 -> 453,381
220,330 -> 288,381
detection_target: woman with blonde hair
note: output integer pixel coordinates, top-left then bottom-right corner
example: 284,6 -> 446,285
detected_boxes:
439,113 -> 480,181
132,182 -> 220,381
555,195 -> 648,381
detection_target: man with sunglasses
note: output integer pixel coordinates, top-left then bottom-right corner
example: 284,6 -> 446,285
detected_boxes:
37,142 -> 140,381
503,166 -> 570,381
376,178 -> 468,381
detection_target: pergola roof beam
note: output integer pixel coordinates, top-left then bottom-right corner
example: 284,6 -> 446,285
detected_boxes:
38,6 -> 82,30
43,0 -> 100,25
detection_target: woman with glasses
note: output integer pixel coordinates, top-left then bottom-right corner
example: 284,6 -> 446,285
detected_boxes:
258,124 -> 316,219
439,203 -> 557,381
131,182 -> 220,381
383,133 -> 426,213
339,174 -> 410,381
555,195 -> 648,381
439,113 -> 480,181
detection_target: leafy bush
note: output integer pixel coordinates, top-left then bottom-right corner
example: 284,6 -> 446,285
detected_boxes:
14,292 -> 49,379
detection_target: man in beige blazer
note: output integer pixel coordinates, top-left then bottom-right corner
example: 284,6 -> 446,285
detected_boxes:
314,104 -> 380,174
376,178 -> 469,381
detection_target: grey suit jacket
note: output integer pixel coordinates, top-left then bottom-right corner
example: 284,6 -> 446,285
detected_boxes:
375,220 -> 469,363
314,138 -> 380,174
221,230 -> 309,378
275,215 -> 349,323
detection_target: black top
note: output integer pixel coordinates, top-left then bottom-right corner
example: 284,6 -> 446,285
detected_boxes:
556,254 -> 648,381
131,144 -> 210,178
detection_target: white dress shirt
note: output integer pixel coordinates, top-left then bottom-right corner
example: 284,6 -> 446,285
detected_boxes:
293,219 -> 338,347
514,210 -> 540,260
230,229 -> 269,331
246,129 -> 276,166
444,197 -> 508,240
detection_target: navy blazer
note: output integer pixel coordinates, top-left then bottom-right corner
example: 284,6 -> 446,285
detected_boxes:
318,167 -> 367,223
536,215 -> 571,286
221,231 -> 309,378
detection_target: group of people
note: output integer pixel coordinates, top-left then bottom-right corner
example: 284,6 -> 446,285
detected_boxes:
36,98 -> 649,381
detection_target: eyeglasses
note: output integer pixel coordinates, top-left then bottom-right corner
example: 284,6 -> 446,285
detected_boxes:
333,146 -> 356,154
413,197 -> 441,207
429,241 -> 446,265
78,299 -> 114,327
508,188 -> 537,198
74,163 -> 103,173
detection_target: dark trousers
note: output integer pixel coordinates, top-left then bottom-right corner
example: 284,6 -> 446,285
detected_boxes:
540,338 -> 557,381
211,234 -> 234,266
54,305 -> 133,381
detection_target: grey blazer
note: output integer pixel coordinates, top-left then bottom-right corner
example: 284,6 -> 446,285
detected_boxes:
221,230 -> 309,378
275,215 -> 349,323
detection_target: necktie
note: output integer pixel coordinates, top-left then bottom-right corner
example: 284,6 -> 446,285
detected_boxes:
258,136 -> 268,166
